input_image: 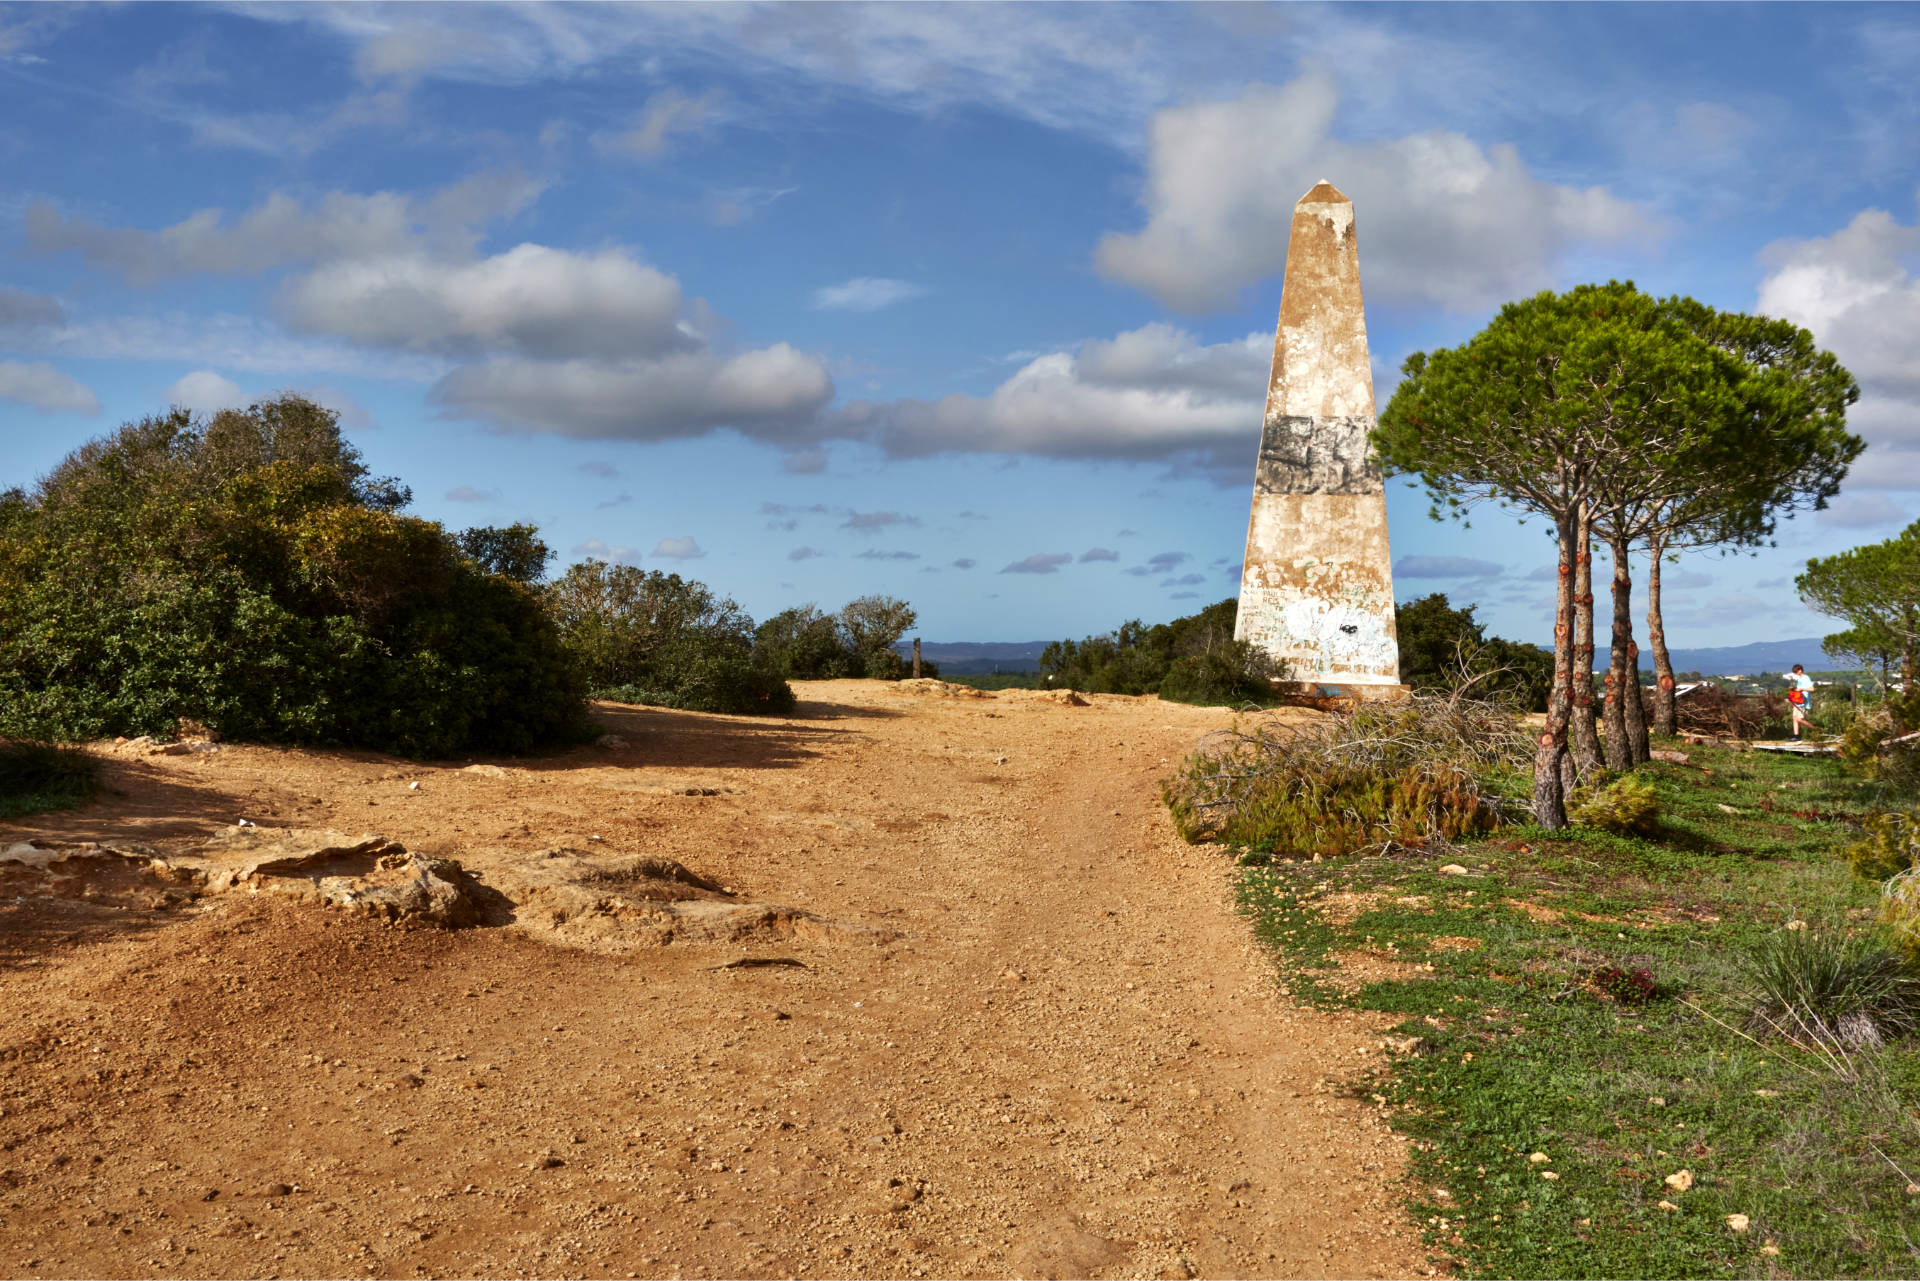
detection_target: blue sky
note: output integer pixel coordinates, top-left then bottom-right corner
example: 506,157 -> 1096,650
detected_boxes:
2,3 -> 1917,650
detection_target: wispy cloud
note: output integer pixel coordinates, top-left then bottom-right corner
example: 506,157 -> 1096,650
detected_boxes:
653,536 -> 705,559
1001,552 -> 1073,575
812,277 -> 928,312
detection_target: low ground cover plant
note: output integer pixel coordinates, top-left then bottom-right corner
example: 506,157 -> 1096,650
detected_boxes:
1040,597 -> 1280,704
1229,740 -> 1920,1278
1162,692 -> 1531,854
0,739 -> 100,820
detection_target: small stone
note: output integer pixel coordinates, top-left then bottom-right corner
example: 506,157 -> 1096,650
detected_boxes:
597,734 -> 629,749
1761,1242 -> 1780,1256
1725,1213 -> 1750,1232
1656,1199 -> 1679,1212
408,781 -> 420,790
533,1151 -> 563,1170
1650,749 -> 1689,764
261,1182 -> 292,1198
1438,864 -> 1469,876
1754,1089 -> 1779,1098
1649,1096 -> 1666,1106
1528,1152 -> 1550,1164
1539,1170 -> 1559,1181
1716,803 -> 1739,814
1786,919 -> 1808,931
1665,1169 -> 1693,1192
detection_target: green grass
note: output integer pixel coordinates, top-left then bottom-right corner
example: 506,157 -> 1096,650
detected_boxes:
1228,741 -> 1920,1278
0,739 -> 101,820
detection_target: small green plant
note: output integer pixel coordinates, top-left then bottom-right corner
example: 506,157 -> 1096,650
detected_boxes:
1592,963 -> 1656,1004
0,739 -> 100,819
1740,925 -> 1920,1049
1567,772 -> 1660,835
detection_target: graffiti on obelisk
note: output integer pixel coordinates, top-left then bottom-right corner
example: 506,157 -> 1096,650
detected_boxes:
1233,180 -> 1401,690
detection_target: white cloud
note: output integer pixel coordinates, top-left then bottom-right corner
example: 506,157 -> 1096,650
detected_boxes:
812,277 -> 928,312
1817,491 -> 1910,529
0,360 -> 99,414
1094,76 -> 1653,312
571,537 -> 639,565
607,89 -> 722,158
653,536 -> 705,560
832,323 -> 1266,473
164,369 -> 247,414
1758,199 -> 1920,492
0,287 -> 62,327
444,485 -> 498,503
25,171 -> 543,284
433,344 -> 832,440
279,243 -> 690,358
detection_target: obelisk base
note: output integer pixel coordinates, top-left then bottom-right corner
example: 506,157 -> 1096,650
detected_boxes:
1265,680 -> 1410,710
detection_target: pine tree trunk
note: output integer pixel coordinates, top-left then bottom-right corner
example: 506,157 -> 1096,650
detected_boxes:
1647,534 -> 1677,735
1627,637 -> 1650,762
1570,507 -> 1604,780
1533,511 -> 1577,829
1603,534 -> 1633,771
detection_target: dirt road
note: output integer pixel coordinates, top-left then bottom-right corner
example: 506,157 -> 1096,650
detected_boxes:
1,680 -> 1427,1279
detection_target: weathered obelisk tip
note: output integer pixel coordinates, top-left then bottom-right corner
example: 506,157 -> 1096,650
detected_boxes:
1232,181 -> 1402,693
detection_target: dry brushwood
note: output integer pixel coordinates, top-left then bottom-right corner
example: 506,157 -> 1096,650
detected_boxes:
1162,688 -> 1533,857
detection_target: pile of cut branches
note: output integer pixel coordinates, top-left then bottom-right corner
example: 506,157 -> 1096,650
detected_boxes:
1163,690 -> 1532,856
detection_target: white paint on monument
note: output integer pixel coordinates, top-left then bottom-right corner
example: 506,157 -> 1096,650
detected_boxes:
1234,180 -> 1401,688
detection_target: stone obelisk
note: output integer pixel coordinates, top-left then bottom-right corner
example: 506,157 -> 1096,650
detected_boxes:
1233,180 -> 1402,695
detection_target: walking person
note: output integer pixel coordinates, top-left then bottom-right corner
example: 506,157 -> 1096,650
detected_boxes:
1787,664 -> 1816,740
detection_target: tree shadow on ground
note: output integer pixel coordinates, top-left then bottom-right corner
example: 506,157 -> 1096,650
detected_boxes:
492,701 -> 892,774
0,897 -> 181,973
0,756 -> 240,847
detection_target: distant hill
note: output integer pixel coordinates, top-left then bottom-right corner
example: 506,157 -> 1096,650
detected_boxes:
1612,637 -> 1829,676
893,640 -> 1051,674
900,635 -> 1837,679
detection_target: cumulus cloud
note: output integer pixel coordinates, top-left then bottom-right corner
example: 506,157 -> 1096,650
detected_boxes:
788,546 -> 823,562
1395,555 -> 1504,579
164,369 -> 247,414
29,175 -> 836,448
1758,200 -> 1920,489
433,344 -> 833,440
572,537 -> 638,564
832,323 -> 1266,474
0,360 -> 99,414
0,287 -> 63,327
1001,553 -> 1073,574
951,558 -> 977,570
445,485 -> 498,502
280,244 -> 691,358
653,536 -> 705,559
1094,76 -> 1652,312
1080,547 -> 1120,562
811,277 -> 928,312
783,447 -> 828,474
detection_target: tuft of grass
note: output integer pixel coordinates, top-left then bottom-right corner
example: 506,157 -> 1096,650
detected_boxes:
1229,738 -> 1920,1278
1739,925 -> 1920,1048
0,739 -> 101,820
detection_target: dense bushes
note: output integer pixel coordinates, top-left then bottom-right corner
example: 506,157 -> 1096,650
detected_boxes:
752,596 -> 925,681
1162,692 -> 1530,854
0,398 -> 589,757
545,561 -> 795,715
1041,598 -> 1280,704
1394,593 -> 1555,711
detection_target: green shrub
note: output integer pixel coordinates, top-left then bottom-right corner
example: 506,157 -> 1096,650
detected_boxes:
1567,772 -> 1661,835
0,740 -> 100,820
1158,640 -> 1278,707
1848,807 -> 1920,882
547,561 -> 797,714
751,596 -> 923,682
1162,692 -> 1529,854
1740,924 -> 1920,1048
1394,593 -> 1556,711
0,399 -> 588,757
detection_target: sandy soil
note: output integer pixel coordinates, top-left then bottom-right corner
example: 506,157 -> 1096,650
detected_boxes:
0,680 -> 1430,1280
